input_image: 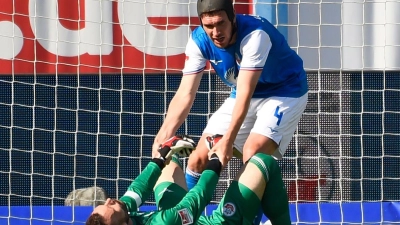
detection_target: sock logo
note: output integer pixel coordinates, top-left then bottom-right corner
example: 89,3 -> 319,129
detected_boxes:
222,202 -> 236,217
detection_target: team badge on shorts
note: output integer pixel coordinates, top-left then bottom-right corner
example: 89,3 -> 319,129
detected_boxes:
222,202 -> 236,217
177,208 -> 193,225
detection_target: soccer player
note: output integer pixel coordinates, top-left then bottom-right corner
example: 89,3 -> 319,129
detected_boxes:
152,0 -> 307,223
85,135 -> 224,225
153,0 -> 308,182
86,135 -> 290,225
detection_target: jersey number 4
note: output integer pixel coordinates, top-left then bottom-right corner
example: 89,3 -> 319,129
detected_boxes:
274,106 -> 283,126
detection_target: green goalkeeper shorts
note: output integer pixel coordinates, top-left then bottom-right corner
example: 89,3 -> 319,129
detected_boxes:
154,181 -> 187,210
149,182 -> 200,225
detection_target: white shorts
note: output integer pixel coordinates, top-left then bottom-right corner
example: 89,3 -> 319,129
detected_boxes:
203,93 -> 308,159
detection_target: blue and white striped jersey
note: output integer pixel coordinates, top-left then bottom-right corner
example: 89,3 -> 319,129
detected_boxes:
183,14 -> 308,98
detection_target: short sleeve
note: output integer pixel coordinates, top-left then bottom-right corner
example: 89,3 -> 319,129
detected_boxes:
182,37 -> 207,75
239,30 -> 272,70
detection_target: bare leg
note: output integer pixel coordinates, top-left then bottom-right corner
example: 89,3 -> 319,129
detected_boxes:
185,133 -> 213,190
242,133 -> 278,163
155,160 -> 187,191
235,162 -> 266,199
186,133 -> 213,173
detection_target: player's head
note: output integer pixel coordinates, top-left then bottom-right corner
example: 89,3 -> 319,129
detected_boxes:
86,198 -> 130,225
197,0 -> 237,48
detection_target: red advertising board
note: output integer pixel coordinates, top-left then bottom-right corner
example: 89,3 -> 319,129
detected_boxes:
0,0 -> 252,74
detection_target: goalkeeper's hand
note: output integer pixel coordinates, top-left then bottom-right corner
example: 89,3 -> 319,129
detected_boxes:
158,135 -> 196,161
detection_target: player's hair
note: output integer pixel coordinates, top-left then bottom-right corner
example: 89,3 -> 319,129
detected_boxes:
197,0 -> 235,22
86,213 -> 107,225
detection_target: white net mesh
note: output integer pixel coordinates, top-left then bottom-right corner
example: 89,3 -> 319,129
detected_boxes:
0,0 -> 399,224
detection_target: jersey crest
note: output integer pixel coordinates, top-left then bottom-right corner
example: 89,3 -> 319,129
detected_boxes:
222,202 -> 236,217
178,208 -> 193,225
224,66 -> 238,85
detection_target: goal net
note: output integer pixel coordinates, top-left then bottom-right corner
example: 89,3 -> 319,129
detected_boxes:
0,0 -> 399,224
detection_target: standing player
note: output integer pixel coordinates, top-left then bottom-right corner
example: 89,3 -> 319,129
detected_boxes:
86,135 -> 291,225
152,0 -> 308,222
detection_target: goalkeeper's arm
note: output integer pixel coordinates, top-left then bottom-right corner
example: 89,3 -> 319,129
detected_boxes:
119,160 -> 163,213
119,135 -> 196,213
150,153 -> 223,225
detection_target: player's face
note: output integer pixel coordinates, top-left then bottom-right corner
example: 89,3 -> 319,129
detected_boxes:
92,198 -> 130,225
201,11 -> 235,48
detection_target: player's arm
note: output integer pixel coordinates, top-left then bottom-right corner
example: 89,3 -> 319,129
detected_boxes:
225,30 -> 271,147
155,74 -> 202,144
224,70 -> 261,143
154,38 -> 207,148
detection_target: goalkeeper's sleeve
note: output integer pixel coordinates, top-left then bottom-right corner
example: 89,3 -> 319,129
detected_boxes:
119,162 -> 162,213
148,155 -> 222,225
177,154 -> 222,221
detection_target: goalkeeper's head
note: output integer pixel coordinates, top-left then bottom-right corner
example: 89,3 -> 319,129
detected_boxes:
86,198 -> 130,225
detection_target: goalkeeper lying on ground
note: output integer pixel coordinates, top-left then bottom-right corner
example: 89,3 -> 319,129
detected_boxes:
86,135 -> 290,225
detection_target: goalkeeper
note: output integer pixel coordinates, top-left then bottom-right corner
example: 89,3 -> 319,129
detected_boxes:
85,135 -> 224,225
85,135 -> 290,225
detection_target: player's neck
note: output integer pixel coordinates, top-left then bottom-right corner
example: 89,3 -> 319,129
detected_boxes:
228,32 -> 237,46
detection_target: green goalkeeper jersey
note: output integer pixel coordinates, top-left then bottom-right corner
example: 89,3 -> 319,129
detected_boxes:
117,162 -> 221,225
118,162 -> 161,225
117,155 -> 290,225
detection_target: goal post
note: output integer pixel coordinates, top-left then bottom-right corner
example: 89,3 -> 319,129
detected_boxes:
0,0 -> 400,224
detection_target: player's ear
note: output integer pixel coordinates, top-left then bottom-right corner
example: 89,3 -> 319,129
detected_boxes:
230,11 -> 236,26
104,198 -> 112,205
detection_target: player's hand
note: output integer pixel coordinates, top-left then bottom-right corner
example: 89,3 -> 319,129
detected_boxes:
152,140 -> 162,159
158,135 -> 196,160
205,134 -> 232,167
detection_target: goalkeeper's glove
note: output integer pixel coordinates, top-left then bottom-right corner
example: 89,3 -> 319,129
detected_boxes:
205,134 -> 223,151
158,135 -> 196,161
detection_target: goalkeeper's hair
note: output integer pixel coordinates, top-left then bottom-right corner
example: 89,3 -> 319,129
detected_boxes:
86,213 -> 107,225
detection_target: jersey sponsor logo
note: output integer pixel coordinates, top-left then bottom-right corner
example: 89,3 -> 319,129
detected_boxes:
222,202 -> 236,217
178,208 -> 193,225
210,59 -> 223,65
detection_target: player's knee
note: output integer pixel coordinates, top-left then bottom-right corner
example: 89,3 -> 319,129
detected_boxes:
242,142 -> 277,163
187,148 -> 209,172
247,153 -> 279,183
